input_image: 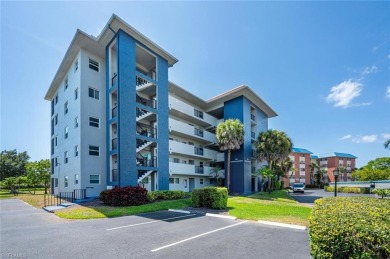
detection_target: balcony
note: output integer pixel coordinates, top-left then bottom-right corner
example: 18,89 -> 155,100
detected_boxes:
168,96 -> 217,127
112,138 -> 117,150
251,131 -> 255,139
216,152 -> 225,162
251,114 -> 256,121
169,140 -> 218,160
169,162 -> 222,176
111,73 -> 117,87
169,118 -> 216,144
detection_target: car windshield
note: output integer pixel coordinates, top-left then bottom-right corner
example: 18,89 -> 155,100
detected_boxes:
294,183 -> 304,187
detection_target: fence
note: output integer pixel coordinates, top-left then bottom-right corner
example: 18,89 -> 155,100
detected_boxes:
43,189 -> 86,207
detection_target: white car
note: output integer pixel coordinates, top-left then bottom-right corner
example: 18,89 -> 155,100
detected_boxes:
292,183 -> 305,193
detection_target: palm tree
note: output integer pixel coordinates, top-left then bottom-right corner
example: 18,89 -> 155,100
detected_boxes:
254,129 -> 293,193
309,162 -> 319,185
216,119 -> 244,192
384,139 -> 390,150
315,169 -> 327,187
273,157 -> 294,189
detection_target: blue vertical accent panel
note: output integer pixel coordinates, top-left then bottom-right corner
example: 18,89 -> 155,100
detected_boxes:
242,97 -> 255,194
117,30 -> 137,187
156,56 -> 169,190
105,43 -> 110,187
256,107 -> 268,134
223,97 -> 246,194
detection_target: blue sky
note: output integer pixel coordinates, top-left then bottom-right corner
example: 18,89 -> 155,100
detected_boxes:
1,1 -> 389,167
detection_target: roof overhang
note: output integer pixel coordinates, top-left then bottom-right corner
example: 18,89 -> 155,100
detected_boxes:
45,14 -> 178,101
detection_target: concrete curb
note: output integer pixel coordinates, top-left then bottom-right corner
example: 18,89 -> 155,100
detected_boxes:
205,213 -> 237,220
168,209 -> 191,214
257,220 -> 307,230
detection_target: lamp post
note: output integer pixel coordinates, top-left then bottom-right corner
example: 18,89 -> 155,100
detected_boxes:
333,169 -> 339,197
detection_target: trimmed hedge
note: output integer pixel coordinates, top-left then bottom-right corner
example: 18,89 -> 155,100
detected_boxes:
147,190 -> 186,202
309,197 -> 390,258
191,187 -> 228,209
324,186 -> 370,194
100,186 -> 148,206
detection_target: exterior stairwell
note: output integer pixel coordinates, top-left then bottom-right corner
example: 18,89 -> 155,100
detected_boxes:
136,140 -> 153,153
138,170 -> 154,183
136,75 -> 155,92
136,109 -> 153,122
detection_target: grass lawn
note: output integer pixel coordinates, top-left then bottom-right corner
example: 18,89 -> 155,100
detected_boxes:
0,189 -> 46,208
228,190 -> 312,226
55,198 -> 192,219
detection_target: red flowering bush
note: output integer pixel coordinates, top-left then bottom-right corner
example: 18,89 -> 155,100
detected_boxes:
99,186 -> 148,206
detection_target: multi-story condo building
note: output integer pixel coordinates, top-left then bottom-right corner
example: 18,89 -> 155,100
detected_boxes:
44,14 -> 277,197
317,152 -> 357,182
284,148 -> 313,187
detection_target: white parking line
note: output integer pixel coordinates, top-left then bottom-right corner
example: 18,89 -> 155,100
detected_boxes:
151,221 -> 246,252
106,214 -> 196,231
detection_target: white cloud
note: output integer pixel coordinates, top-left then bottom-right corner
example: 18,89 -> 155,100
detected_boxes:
351,134 -> 378,143
361,135 -> 378,143
326,80 -> 362,108
382,133 -> 390,139
362,65 -> 378,76
386,86 -> 390,100
339,134 -> 352,141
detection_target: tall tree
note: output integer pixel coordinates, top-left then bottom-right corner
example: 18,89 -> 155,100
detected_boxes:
352,157 -> 390,181
273,157 -> 294,189
0,150 -> 30,180
310,162 -> 319,185
254,129 -> 293,193
216,119 -> 244,192
25,159 -> 50,194
209,166 -> 224,187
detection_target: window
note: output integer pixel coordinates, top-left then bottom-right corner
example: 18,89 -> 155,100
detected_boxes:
173,158 -> 180,163
64,176 -> 68,187
175,178 -> 179,184
90,174 -> 100,184
74,174 -> 79,185
194,128 -> 204,137
64,127 -> 68,139
189,160 -> 195,165
88,87 -> 99,100
55,135 -> 58,146
89,117 -> 100,128
200,179 -> 204,184
64,102 -> 68,115
55,157 -> 58,167
51,100 -> 54,116
89,145 -> 99,156
51,118 -> 54,136
75,145 -> 78,157
75,117 -> 78,128
194,109 -> 203,119
64,77 -> 68,90
55,114 -> 58,125
55,94 -> 58,104
89,58 -> 99,72
55,178 -> 58,187
169,178 -> 174,184
75,88 -> 78,100
74,59 -> 78,72
64,151 -> 68,164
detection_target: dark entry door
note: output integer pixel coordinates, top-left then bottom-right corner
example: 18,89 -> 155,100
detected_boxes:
189,178 -> 195,192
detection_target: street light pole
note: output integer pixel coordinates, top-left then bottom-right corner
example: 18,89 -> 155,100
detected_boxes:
333,169 -> 339,197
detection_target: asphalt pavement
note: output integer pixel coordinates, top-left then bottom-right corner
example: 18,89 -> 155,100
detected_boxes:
0,199 -> 311,259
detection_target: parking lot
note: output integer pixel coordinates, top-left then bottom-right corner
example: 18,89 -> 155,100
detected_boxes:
1,199 -> 311,259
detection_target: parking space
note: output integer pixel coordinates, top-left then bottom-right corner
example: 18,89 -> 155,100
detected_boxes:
1,199 -> 311,259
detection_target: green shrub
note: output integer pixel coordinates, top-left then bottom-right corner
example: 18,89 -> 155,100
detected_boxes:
191,187 -> 228,209
324,186 -> 371,194
305,184 -> 317,188
309,197 -> 390,258
147,190 -> 185,202
372,188 -> 390,198
99,186 -> 148,206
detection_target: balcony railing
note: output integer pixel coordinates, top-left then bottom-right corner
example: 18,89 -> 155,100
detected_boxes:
195,166 -> 204,174
137,95 -> 156,109
136,156 -> 157,167
137,124 -> 157,138
112,138 -> 117,150
112,106 -> 117,118
111,73 -> 117,87
251,114 -> 256,121
194,147 -> 204,156
136,76 -> 150,87
112,169 -> 118,181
